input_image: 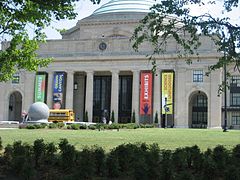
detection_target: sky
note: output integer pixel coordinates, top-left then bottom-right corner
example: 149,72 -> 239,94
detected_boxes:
43,0 -> 110,39
2,0 -> 239,41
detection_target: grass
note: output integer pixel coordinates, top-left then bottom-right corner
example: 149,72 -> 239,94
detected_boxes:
0,128 -> 239,151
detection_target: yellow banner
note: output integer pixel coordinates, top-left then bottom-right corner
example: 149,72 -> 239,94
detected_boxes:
161,72 -> 173,114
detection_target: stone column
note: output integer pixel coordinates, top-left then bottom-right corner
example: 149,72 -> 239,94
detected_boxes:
153,72 -> 161,124
209,69 -> 222,128
85,71 -> 94,122
47,71 -> 53,108
65,71 -> 74,109
174,68 -> 188,128
111,70 -> 119,123
132,70 -> 140,123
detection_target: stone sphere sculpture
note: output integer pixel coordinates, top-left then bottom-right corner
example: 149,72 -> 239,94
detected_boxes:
28,102 -> 49,122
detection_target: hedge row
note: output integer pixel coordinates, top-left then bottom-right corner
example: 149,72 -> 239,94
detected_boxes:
0,137 -> 239,179
23,123 -> 155,130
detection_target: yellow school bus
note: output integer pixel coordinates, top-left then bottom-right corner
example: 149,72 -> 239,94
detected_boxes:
48,109 -> 75,123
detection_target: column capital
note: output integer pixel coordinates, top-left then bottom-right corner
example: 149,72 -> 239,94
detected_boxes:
66,70 -> 74,75
132,70 -> 140,73
46,70 -> 54,74
85,70 -> 94,75
111,70 -> 119,74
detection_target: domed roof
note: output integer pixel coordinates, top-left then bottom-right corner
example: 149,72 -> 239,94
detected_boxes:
92,0 -> 156,15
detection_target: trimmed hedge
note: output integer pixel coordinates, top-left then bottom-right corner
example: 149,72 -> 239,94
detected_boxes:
0,138 -> 239,179
21,123 -> 156,130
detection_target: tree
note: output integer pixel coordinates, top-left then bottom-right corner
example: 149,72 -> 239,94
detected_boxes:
0,0 -> 100,82
131,0 -> 240,76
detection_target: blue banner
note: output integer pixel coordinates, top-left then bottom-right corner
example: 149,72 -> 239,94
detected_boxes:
53,72 -> 65,109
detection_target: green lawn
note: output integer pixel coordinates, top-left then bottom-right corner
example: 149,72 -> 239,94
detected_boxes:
0,128 -> 239,151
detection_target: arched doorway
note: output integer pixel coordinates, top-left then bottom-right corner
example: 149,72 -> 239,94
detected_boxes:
8,91 -> 22,121
189,91 -> 208,128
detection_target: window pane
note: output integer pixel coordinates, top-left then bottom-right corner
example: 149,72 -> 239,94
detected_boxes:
230,93 -> 240,106
231,76 -> 240,87
193,70 -> 203,82
12,73 -> 20,84
232,112 -> 240,125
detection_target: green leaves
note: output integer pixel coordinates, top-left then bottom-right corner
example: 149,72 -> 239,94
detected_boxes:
0,0 -> 100,82
131,0 -> 240,74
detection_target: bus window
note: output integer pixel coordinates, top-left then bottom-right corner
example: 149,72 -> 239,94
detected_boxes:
48,109 -> 75,123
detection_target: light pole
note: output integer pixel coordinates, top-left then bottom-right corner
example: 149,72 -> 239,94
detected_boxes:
223,36 -> 228,132
223,49 -> 228,132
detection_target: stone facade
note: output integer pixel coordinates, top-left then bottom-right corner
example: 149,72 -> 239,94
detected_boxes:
0,3 -> 239,129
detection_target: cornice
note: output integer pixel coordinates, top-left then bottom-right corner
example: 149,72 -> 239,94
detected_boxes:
79,19 -> 139,27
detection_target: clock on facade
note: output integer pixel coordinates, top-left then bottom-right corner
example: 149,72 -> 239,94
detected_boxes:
99,42 -> 107,51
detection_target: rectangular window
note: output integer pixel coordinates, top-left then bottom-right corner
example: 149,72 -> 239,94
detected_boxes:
230,93 -> 240,106
193,70 -> 203,82
232,112 -> 240,125
12,73 -> 20,84
231,76 -> 240,87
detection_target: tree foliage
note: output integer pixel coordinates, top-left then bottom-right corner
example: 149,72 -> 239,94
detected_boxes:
131,0 -> 240,74
0,0 -> 100,82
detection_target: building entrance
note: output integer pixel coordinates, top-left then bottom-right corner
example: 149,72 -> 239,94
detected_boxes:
118,76 -> 132,123
93,76 -> 111,123
190,93 -> 208,128
8,91 -> 22,121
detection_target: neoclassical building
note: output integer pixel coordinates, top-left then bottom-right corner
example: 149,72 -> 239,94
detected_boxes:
0,0 -> 239,129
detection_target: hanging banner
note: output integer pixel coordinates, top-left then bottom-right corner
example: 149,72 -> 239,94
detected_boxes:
161,72 -> 174,114
34,74 -> 46,102
140,71 -> 153,115
53,72 -> 65,109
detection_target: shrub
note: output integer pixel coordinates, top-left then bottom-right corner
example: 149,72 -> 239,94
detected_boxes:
108,123 -> 120,130
75,147 -> 99,179
96,123 -> 108,130
57,122 -> 65,129
131,111 -> 136,123
145,124 -> 154,128
232,144 -> 240,167
122,123 -> 139,129
201,148 -> 216,179
84,111 -> 88,122
40,123 -> 48,129
111,110 -> 115,123
33,139 -> 46,167
10,141 -> 35,178
0,137 -> 2,151
146,143 -> 161,179
93,146 -> 106,177
106,150 -> 120,178
88,125 -> 97,130
59,138 -> 76,169
160,150 -> 174,180
79,124 -> 87,129
1,138 -> 240,180
26,125 -> 36,129
33,124 -> 42,129
71,124 -> 80,130
212,145 -> 230,176
45,142 -> 57,165
48,123 -> 57,129
154,111 -> 159,124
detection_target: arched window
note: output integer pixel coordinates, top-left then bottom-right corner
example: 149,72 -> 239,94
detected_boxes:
191,93 -> 208,128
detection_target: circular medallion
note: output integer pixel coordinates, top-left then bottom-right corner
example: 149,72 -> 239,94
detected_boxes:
99,42 -> 107,51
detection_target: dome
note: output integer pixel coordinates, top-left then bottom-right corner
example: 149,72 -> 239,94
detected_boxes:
92,0 -> 156,15
28,102 -> 49,122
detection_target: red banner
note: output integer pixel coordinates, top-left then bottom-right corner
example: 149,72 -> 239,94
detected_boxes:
140,71 -> 153,115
